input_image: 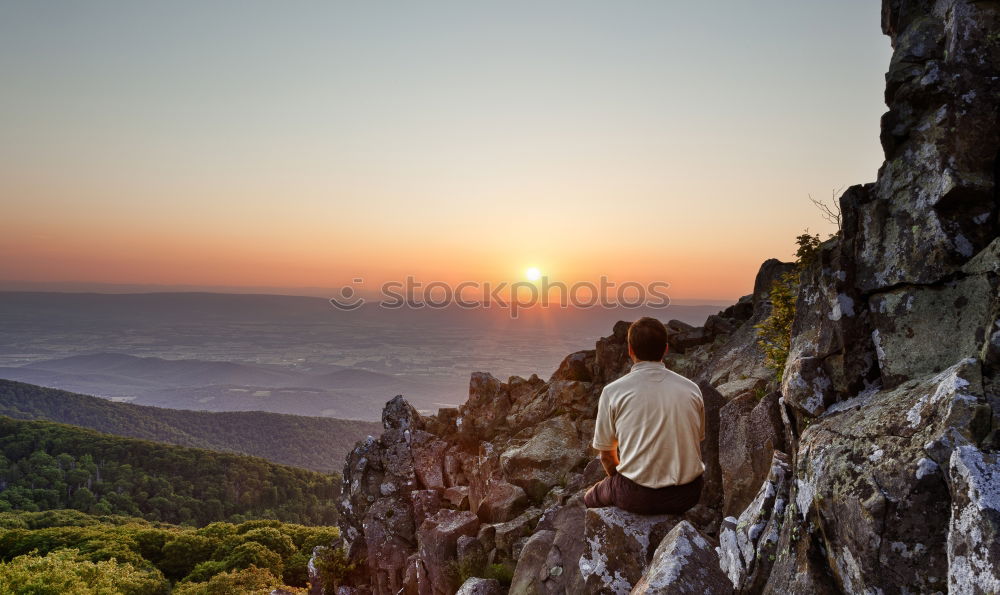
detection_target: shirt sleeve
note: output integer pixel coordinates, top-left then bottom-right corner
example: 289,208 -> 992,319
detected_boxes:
592,386 -> 618,451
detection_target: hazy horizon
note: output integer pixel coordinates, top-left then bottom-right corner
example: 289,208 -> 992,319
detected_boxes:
0,281 -> 738,306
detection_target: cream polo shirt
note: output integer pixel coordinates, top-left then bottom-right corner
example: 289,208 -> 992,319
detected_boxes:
592,360 -> 705,488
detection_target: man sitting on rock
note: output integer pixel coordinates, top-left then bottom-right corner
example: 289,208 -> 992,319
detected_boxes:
584,316 -> 705,515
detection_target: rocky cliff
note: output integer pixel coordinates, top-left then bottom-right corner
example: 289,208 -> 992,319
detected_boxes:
316,1 -> 999,593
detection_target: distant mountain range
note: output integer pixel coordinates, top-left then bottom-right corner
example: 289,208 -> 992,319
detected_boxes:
0,352 -> 444,420
0,379 -> 381,473
0,291 -> 729,419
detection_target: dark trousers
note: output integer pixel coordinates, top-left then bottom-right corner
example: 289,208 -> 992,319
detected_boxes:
583,472 -> 703,515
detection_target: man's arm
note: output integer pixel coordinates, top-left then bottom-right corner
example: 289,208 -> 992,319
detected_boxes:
592,386 -> 618,477
598,448 -> 619,477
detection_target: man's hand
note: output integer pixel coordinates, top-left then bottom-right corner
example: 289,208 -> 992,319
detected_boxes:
598,449 -> 620,477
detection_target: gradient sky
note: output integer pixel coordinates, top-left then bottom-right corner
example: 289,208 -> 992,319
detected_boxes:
0,1 -> 892,301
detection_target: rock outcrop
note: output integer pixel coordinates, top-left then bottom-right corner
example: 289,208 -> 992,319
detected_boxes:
633,520 -> 732,595
319,1 -> 999,593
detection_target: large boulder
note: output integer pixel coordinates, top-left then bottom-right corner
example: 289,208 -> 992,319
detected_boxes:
669,326 -> 715,353
578,507 -> 680,593
593,321 -> 632,384
475,480 -> 529,523
765,359 -> 992,594
632,520 -> 732,595
416,510 -> 480,595
411,433 -> 449,491
718,391 -> 786,518
779,222 -> 882,421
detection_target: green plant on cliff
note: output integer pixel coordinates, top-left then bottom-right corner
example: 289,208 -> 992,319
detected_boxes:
794,231 -> 821,265
755,232 -> 821,382
755,270 -> 798,382
312,546 -> 355,590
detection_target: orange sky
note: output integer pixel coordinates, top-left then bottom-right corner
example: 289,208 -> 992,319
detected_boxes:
0,2 -> 891,302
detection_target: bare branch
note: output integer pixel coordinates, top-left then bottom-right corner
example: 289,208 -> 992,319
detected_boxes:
808,188 -> 843,231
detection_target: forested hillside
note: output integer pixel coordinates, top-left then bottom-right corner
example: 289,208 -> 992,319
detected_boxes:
0,510 -> 339,592
0,379 -> 380,472
0,417 -> 339,526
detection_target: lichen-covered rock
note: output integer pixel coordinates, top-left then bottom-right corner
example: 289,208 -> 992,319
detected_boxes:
869,274 -> 998,387
858,0 -> 1000,292
769,359 -> 991,594
718,391 -> 785,518
632,520 -> 732,595
382,395 -> 424,431
579,507 -> 680,594
718,451 -> 791,593
455,577 -> 503,595
781,212 -> 881,420
338,396 -> 426,593
362,497 -> 416,593
947,445 -> 1000,594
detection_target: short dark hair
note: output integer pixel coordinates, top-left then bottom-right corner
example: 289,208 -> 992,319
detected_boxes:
628,317 -> 668,361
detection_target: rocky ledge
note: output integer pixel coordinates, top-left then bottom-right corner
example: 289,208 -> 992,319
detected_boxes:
314,1 -> 999,593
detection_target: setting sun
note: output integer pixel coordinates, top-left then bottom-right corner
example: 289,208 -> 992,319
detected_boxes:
525,267 -> 542,282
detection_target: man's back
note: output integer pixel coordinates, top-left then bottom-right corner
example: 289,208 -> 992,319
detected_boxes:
592,360 -> 705,489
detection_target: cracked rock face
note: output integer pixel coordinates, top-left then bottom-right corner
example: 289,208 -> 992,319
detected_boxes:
860,0 -> 1000,291
869,272 -> 998,387
770,359 -> 990,594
